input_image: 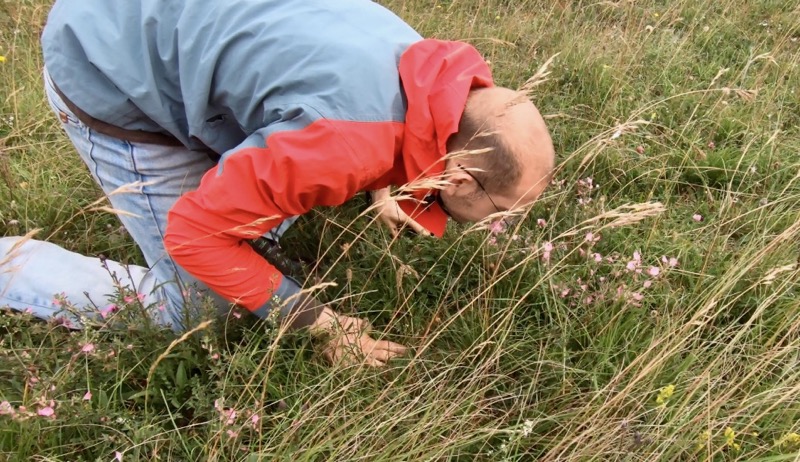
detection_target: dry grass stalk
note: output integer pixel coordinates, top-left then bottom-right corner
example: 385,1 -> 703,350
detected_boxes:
587,201 -> 667,229
760,264 -> 798,285
442,146 -> 494,162
145,319 -> 213,408
576,119 -> 651,169
519,53 -> 561,97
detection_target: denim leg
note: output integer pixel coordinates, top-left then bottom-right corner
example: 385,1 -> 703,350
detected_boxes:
0,236 -> 163,327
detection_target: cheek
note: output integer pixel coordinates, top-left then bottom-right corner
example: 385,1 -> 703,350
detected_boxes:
442,194 -> 487,223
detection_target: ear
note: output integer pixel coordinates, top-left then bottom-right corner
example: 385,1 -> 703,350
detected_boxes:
443,167 -> 477,197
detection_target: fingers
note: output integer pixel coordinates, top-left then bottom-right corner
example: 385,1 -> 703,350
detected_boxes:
323,333 -> 408,367
360,337 -> 408,363
375,199 -> 433,238
404,218 -> 432,237
363,355 -> 386,368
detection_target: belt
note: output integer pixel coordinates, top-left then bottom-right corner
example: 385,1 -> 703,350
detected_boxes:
50,79 -> 185,147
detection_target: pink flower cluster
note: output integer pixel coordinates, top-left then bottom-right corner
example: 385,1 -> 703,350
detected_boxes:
546,229 -> 681,308
577,177 -> 598,206
0,400 -> 58,420
214,398 -> 262,439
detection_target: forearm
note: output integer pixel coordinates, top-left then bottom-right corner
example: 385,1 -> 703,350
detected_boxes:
278,289 -> 328,330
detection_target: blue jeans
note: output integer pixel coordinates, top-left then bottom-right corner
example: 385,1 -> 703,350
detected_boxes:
0,70 -> 294,330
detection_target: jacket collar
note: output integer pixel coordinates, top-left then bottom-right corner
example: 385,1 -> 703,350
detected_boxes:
396,39 -> 493,237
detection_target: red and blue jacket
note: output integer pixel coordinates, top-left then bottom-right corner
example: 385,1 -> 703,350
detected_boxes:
41,0 -> 493,318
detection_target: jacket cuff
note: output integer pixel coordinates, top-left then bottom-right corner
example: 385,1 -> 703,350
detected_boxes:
251,275 -> 324,329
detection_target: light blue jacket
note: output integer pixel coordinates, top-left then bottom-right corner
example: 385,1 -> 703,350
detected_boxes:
42,0 -> 421,154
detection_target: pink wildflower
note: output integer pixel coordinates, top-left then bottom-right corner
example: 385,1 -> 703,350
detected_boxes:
643,280 -> 653,289
81,343 -> 95,354
668,257 -> 678,267
251,414 -> 260,426
0,401 -> 14,415
541,242 -> 553,263
123,295 -> 135,303
226,430 -> 238,438
489,220 -> 505,235
536,218 -> 547,228
99,304 -> 117,319
693,214 -> 703,222
632,292 -> 644,301
648,267 -> 661,277
37,406 -> 55,418
593,253 -> 603,262
83,391 -> 92,401
626,261 -> 637,271
211,353 -> 220,360
633,251 -> 641,262
636,145 -> 645,154
223,409 -> 237,425
137,293 -> 146,302
114,451 -> 123,462
232,311 -> 242,319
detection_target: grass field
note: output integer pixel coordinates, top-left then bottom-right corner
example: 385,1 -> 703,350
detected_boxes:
1,0 -> 799,460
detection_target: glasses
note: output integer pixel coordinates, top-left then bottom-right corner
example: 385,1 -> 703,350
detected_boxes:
457,164 -> 517,229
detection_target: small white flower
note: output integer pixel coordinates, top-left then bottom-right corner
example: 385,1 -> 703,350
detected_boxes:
521,419 -> 534,437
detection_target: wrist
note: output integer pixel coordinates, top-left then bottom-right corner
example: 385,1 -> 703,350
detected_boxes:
308,306 -> 339,337
371,187 -> 390,202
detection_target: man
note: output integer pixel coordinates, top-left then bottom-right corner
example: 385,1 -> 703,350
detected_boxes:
0,0 -> 554,366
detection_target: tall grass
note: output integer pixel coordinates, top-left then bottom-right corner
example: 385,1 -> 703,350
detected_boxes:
1,0 -> 799,460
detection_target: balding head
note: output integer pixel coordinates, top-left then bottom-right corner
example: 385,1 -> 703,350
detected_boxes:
440,87 -> 555,223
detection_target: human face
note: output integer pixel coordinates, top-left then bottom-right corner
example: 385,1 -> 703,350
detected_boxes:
438,163 -> 548,225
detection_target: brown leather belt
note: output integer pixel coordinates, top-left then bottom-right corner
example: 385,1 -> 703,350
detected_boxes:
50,79 -> 185,147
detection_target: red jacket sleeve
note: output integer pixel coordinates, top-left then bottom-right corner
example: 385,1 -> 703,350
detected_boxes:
164,118 -> 400,313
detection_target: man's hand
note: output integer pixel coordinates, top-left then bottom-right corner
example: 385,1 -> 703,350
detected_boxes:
309,307 -> 408,367
371,187 -> 431,237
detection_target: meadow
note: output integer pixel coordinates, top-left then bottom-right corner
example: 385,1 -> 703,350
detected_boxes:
1,0 -> 799,460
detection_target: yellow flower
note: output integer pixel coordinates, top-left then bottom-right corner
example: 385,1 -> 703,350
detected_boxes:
655,384 -> 675,406
724,427 -> 740,451
779,432 -> 800,448
0,55 -> 6,63
695,430 -> 711,451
